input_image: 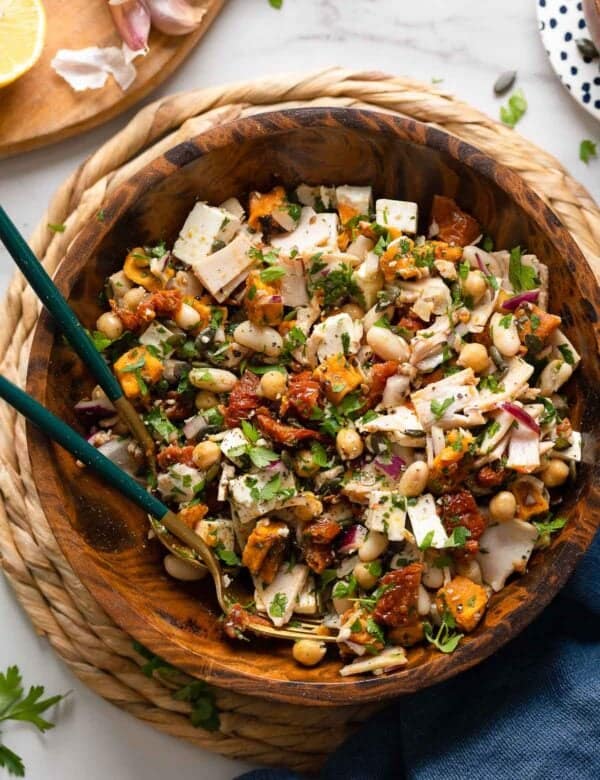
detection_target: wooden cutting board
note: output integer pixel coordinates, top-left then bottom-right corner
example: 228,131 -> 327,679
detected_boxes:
0,0 -> 225,158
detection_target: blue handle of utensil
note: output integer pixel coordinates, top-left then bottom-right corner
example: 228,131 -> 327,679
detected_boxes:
0,375 -> 167,519
0,206 -> 123,402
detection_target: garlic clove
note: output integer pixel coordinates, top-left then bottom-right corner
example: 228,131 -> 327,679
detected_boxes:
147,0 -> 207,35
108,0 -> 151,52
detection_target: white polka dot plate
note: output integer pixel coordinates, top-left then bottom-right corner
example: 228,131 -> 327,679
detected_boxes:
537,0 -> 600,120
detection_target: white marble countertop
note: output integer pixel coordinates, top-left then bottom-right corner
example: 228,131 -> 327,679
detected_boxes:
0,1 -> 598,778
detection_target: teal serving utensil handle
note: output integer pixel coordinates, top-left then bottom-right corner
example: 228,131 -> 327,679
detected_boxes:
0,206 -> 154,461
0,374 -> 215,560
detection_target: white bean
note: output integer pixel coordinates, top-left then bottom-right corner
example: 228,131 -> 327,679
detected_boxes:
174,303 -> 201,330
234,320 -> 283,357
189,367 -> 238,392
539,359 -> 573,396
417,585 -> 431,616
491,312 -> 520,357
163,554 -> 207,582
358,531 -> 389,562
455,558 -> 483,585
422,565 -> 444,590
367,326 -> 410,362
399,461 -> 429,497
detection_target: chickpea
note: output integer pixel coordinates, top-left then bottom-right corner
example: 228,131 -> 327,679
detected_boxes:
192,441 -> 222,470
462,271 -> 487,303
341,303 -> 366,320
358,531 -> 389,562
96,311 -> 123,340
354,561 -> 379,590
294,448 -> 321,478
260,369 -> 288,400
457,342 -> 489,374
174,303 -> 201,331
293,639 -> 327,667
195,390 -> 219,411
122,286 -> 146,311
336,427 -> 364,461
163,554 -> 207,582
541,458 -> 569,488
489,491 -> 517,522
455,558 -> 483,584
399,461 -> 429,497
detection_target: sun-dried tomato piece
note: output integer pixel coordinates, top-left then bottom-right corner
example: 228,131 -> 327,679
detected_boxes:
366,360 -> 398,407
224,371 -> 260,429
439,490 -> 486,555
373,563 -> 423,627
304,540 -> 335,574
287,371 -> 322,419
111,289 -> 183,332
256,407 -> 323,446
431,195 -> 480,246
476,463 -> 509,489
156,444 -> 195,469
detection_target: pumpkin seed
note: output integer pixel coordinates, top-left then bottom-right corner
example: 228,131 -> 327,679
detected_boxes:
575,38 -> 599,60
494,70 -> 517,96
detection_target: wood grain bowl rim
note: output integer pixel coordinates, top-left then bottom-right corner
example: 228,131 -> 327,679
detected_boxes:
26,107 -> 600,706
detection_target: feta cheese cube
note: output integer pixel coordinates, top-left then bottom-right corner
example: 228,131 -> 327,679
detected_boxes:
173,202 -> 241,266
376,199 -> 418,234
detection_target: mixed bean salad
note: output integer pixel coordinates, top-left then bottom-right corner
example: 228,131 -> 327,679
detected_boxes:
79,185 -> 581,675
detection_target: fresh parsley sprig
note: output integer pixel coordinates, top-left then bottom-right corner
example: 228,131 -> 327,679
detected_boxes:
424,612 -> 464,654
0,666 -> 68,777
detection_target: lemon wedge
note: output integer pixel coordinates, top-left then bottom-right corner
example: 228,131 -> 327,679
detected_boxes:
0,0 -> 46,88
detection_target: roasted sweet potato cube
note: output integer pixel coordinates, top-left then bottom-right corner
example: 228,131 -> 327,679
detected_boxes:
313,354 -> 363,405
114,346 -> 164,399
123,249 -> 163,291
248,186 -> 288,231
435,575 -> 488,633
242,519 -> 288,584
244,270 -> 284,326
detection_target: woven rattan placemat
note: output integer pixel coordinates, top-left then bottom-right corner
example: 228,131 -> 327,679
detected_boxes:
1,67 -> 599,773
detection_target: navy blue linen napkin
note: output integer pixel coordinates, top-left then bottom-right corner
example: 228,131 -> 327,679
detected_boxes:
239,530 -> 600,780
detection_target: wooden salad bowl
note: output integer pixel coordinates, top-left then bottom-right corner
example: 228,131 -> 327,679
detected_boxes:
26,108 -> 600,706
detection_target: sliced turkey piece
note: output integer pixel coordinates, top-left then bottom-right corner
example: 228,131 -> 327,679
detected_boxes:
254,564 -> 310,627
173,201 -> 241,267
411,368 -> 484,430
477,519 -> 537,592
184,232 -> 254,303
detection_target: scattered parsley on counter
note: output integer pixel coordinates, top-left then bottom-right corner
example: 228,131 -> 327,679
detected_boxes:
0,665 -> 67,778
579,139 -> 598,164
47,223 -> 65,233
269,0 -> 283,7
132,643 -> 219,731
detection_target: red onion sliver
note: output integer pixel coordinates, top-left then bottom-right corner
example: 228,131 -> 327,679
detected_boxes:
74,398 -> 116,419
475,252 -> 487,274
374,454 -> 406,479
338,525 -> 367,555
501,290 -> 540,310
501,402 -> 540,434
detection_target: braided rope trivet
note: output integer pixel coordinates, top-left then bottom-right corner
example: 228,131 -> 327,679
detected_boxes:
1,67 -> 599,772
